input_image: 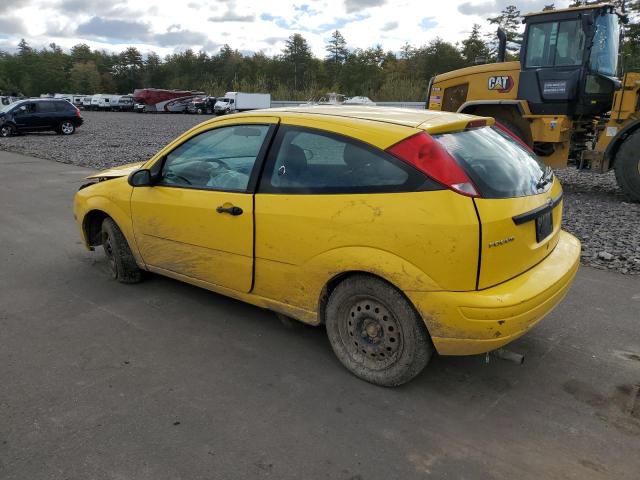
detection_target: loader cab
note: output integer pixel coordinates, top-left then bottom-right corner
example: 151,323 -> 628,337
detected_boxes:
518,4 -> 623,117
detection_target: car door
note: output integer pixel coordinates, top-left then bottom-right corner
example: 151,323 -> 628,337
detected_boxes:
35,101 -> 58,129
13,102 -> 38,130
130,117 -> 278,292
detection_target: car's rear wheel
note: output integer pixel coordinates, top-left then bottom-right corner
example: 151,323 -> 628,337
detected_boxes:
58,121 -> 75,135
325,275 -> 433,386
101,218 -> 142,284
1,123 -> 15,137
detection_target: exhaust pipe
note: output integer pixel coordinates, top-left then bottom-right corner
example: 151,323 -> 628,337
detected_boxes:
497,27 -> 507,63
486,348 -> 525,365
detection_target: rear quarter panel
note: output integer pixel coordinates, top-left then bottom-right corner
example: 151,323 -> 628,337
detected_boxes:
253,190 -> 480,314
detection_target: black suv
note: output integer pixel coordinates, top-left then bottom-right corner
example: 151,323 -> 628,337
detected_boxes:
0,99 -> 84,137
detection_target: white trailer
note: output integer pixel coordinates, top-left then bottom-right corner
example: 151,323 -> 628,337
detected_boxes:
214,92 -> 270,114
91,94 -> 122,111
82,95 -> 94,109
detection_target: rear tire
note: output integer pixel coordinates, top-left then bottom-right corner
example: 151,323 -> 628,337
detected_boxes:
58,121 -> 75,135
614,129 -> 640,202
101,218 -> 142,284
0,123 -> 15,137
325,275 -> 433,386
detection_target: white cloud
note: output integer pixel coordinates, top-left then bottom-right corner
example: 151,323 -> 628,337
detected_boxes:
0,0 -> 573,56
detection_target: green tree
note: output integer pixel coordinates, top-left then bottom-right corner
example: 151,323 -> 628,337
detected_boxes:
461,24 -> 491,65
69,61 -> 101,93
282,33 -> 313,91
487,5 -> 523,58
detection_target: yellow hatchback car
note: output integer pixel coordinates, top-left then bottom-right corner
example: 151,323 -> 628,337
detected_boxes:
74,106 -> 580,386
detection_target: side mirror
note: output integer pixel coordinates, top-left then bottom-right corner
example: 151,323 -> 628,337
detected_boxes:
128,169 -> 152,187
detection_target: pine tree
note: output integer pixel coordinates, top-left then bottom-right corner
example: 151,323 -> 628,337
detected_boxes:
487,5 -> 523,57
461,24 -> 491,65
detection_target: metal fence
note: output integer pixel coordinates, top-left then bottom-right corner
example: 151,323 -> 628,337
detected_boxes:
270,100 -> 426,109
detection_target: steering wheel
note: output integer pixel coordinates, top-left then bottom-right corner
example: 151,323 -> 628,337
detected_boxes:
164,171 -> 192,185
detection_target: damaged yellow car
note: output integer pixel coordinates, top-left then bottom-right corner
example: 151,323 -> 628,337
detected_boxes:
73,106 -> 580,386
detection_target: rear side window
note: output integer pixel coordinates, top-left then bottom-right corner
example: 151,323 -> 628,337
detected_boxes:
55,101 -> 74,112
36,102 -> 56,113
434,126 -> 547,198
261,126 -> 437,194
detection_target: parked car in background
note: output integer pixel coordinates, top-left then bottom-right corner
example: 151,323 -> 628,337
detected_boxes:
213,92 -> 270,114
188,96 -> 217,114
0,98 -> 83,136
134,102 -> 147,113
72,106 -> 580,386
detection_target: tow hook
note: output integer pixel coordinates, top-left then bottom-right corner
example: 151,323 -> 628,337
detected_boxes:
485,348 -> 525,365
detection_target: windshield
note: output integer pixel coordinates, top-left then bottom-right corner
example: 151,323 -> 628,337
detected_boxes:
589,13 -> 620,76
434,126 -> 547,199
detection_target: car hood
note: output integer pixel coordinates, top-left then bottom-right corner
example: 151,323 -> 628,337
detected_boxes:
86,162 -> 145,179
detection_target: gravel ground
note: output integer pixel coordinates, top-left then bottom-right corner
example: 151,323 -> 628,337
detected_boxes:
1,111 -> 638,275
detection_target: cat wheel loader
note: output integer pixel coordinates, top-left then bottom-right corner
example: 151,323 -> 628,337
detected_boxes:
427,3 -> 640,201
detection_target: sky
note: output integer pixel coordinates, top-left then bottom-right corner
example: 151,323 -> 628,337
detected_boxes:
0,0 -> 572,57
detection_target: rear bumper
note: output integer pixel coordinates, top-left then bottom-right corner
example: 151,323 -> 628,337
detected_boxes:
407,230 -> 581,355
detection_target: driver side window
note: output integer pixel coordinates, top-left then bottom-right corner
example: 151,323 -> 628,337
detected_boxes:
160,124 -> 270,192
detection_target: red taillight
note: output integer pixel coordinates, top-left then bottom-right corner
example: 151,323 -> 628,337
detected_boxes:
387,132 -> 479,197
494,121 -> 532,152
75,107 -> 81,117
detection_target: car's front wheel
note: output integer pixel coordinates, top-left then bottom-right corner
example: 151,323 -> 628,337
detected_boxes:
325,275 -> 433,386
0,123 -> 16,137
58,121 -> 75,135
101,218 -> 142,283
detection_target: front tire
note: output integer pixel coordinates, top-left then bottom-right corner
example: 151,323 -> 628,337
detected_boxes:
614,129 -> 640,202
58,121 -> 75,135
325,275 -> 433,386
101,218 -> 142,283
0,123 -> 15,137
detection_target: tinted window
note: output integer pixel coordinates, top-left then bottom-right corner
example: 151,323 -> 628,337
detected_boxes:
434,126 -> 547,198
262,127 -> 432,194
36,102 -> 56,113
160,124 -> 270,191
525,20 -> 585,68
55,101 -> 74,112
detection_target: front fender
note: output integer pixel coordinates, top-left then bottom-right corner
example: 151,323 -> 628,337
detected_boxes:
74,178 -> 143,265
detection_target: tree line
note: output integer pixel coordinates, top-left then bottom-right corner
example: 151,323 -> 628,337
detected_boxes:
0,2 -> 638,101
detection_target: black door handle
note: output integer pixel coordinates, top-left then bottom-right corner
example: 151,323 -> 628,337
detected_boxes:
216,205 -> 243,216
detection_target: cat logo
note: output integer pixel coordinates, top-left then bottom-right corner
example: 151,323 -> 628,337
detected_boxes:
487,75 -> 514,93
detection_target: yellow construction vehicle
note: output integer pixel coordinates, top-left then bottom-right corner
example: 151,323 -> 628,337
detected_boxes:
428,3 -> 640,201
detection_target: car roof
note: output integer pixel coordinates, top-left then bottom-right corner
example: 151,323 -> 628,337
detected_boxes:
238,105 -> 491,135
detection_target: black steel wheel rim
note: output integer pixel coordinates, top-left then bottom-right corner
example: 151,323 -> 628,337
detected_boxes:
338,295 -> 403,370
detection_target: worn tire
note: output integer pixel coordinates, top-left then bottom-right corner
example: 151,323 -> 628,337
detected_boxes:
101,218 -> 142,284
325,275 -> 433,387
0,123 -> 15,137
614,129 -> 640,203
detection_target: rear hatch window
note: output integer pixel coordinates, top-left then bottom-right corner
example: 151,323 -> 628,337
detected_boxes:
434,126 -> 545,199
435,126 -> 562,289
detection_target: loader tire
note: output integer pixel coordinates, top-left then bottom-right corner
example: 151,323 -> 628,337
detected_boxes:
614,129 -> 640,203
